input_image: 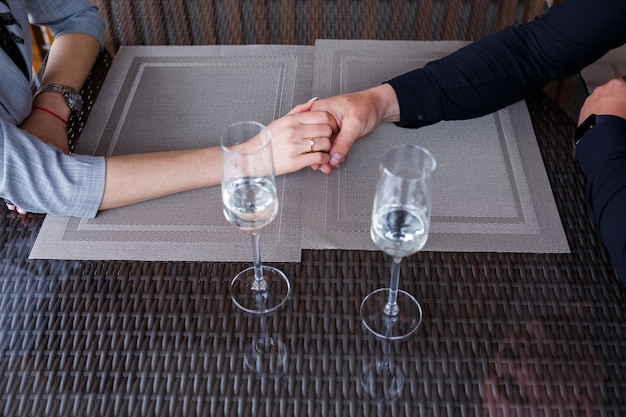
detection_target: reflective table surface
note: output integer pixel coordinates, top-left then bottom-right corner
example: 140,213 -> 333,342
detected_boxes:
0,90 -> 624,417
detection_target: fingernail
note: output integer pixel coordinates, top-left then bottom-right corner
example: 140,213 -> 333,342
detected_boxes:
307,97 -> 318,103
330,153 -> 344,166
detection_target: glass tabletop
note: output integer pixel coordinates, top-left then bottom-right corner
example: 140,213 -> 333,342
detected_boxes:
0,91 -> 624,417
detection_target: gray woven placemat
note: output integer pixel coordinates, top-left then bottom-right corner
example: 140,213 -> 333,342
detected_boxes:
31,42 -> 568,262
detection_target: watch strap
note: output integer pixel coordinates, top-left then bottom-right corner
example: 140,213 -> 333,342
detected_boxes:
574,114 -> 597,145
574,114 -> 618,145
34,83 -> 83,113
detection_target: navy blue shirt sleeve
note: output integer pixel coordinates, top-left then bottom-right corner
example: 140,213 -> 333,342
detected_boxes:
388,0 -> 626,127
576,116 -> 626,285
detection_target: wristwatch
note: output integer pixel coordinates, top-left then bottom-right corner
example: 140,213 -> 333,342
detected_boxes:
35,83 -> 83,114
573,113 -> 620,145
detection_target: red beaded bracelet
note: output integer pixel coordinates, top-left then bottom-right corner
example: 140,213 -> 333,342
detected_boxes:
32,105 -> 68,125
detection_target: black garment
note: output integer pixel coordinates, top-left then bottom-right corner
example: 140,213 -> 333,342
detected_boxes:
0,0 -> 28,77
576,116 -> 626,285
386,0 -> 626,285
388,0 -> 626,128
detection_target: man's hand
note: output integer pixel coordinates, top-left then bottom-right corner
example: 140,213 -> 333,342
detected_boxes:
578,76 -> 626,125
310,83 -> 401,174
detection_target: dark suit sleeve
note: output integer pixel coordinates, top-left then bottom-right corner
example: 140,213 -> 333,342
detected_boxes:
388,0 -> 626,127
576,116 -> 626,285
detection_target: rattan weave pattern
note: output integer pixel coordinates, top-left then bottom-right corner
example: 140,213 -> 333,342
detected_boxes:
90,0 -> 582,122
5,0 -> 624,415
0,91 -> 624,417
93,0 -> 546,50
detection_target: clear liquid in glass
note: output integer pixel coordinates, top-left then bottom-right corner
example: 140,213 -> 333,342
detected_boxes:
370,203 -> 428,257
223,177 -> 278,231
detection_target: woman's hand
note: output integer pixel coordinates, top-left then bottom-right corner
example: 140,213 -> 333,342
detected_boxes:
267,99 -> 338,176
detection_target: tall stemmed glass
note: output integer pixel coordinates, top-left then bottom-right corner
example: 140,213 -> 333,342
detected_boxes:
221,121 -> 290,374
360,144 -> 436,399
221,121 -> 290,314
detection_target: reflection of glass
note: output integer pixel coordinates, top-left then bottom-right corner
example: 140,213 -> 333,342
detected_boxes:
361,334 -> 404,402
482,316 -> 605,417
221,121 -> 290,375
243,313 -> 287,376
360,144 -> 436,402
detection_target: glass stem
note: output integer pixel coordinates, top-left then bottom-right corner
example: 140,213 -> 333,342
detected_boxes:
383,256 -> 402,316
250,232 -> 267,291
377,338 -> 391,371
259,313 -> 269,338
258,315 -> 272,355
377,317 -> 394,371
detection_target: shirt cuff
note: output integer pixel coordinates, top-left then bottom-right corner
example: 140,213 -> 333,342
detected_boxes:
387,69 -> 442,128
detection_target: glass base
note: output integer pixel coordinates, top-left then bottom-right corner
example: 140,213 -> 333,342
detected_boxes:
360,288 -> 423,340
245,335 -> 287,376
230,266 -> 290,315
361,360 -> 405,402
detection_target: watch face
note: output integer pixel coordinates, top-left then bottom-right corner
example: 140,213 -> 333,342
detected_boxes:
64,88 -> 83,112
68,93 -> 83,112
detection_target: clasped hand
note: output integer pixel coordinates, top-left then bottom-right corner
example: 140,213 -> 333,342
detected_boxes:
578,76 -> 626,125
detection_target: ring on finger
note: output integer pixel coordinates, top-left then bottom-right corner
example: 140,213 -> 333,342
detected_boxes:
309,138 -> 315,153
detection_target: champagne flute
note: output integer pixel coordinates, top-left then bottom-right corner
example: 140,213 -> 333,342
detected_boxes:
220,121 -> 290,315
360,144 -> 436,400
221,121 -> 290,375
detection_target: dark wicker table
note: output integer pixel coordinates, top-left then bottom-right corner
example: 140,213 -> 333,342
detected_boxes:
0,89 -> 624,416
